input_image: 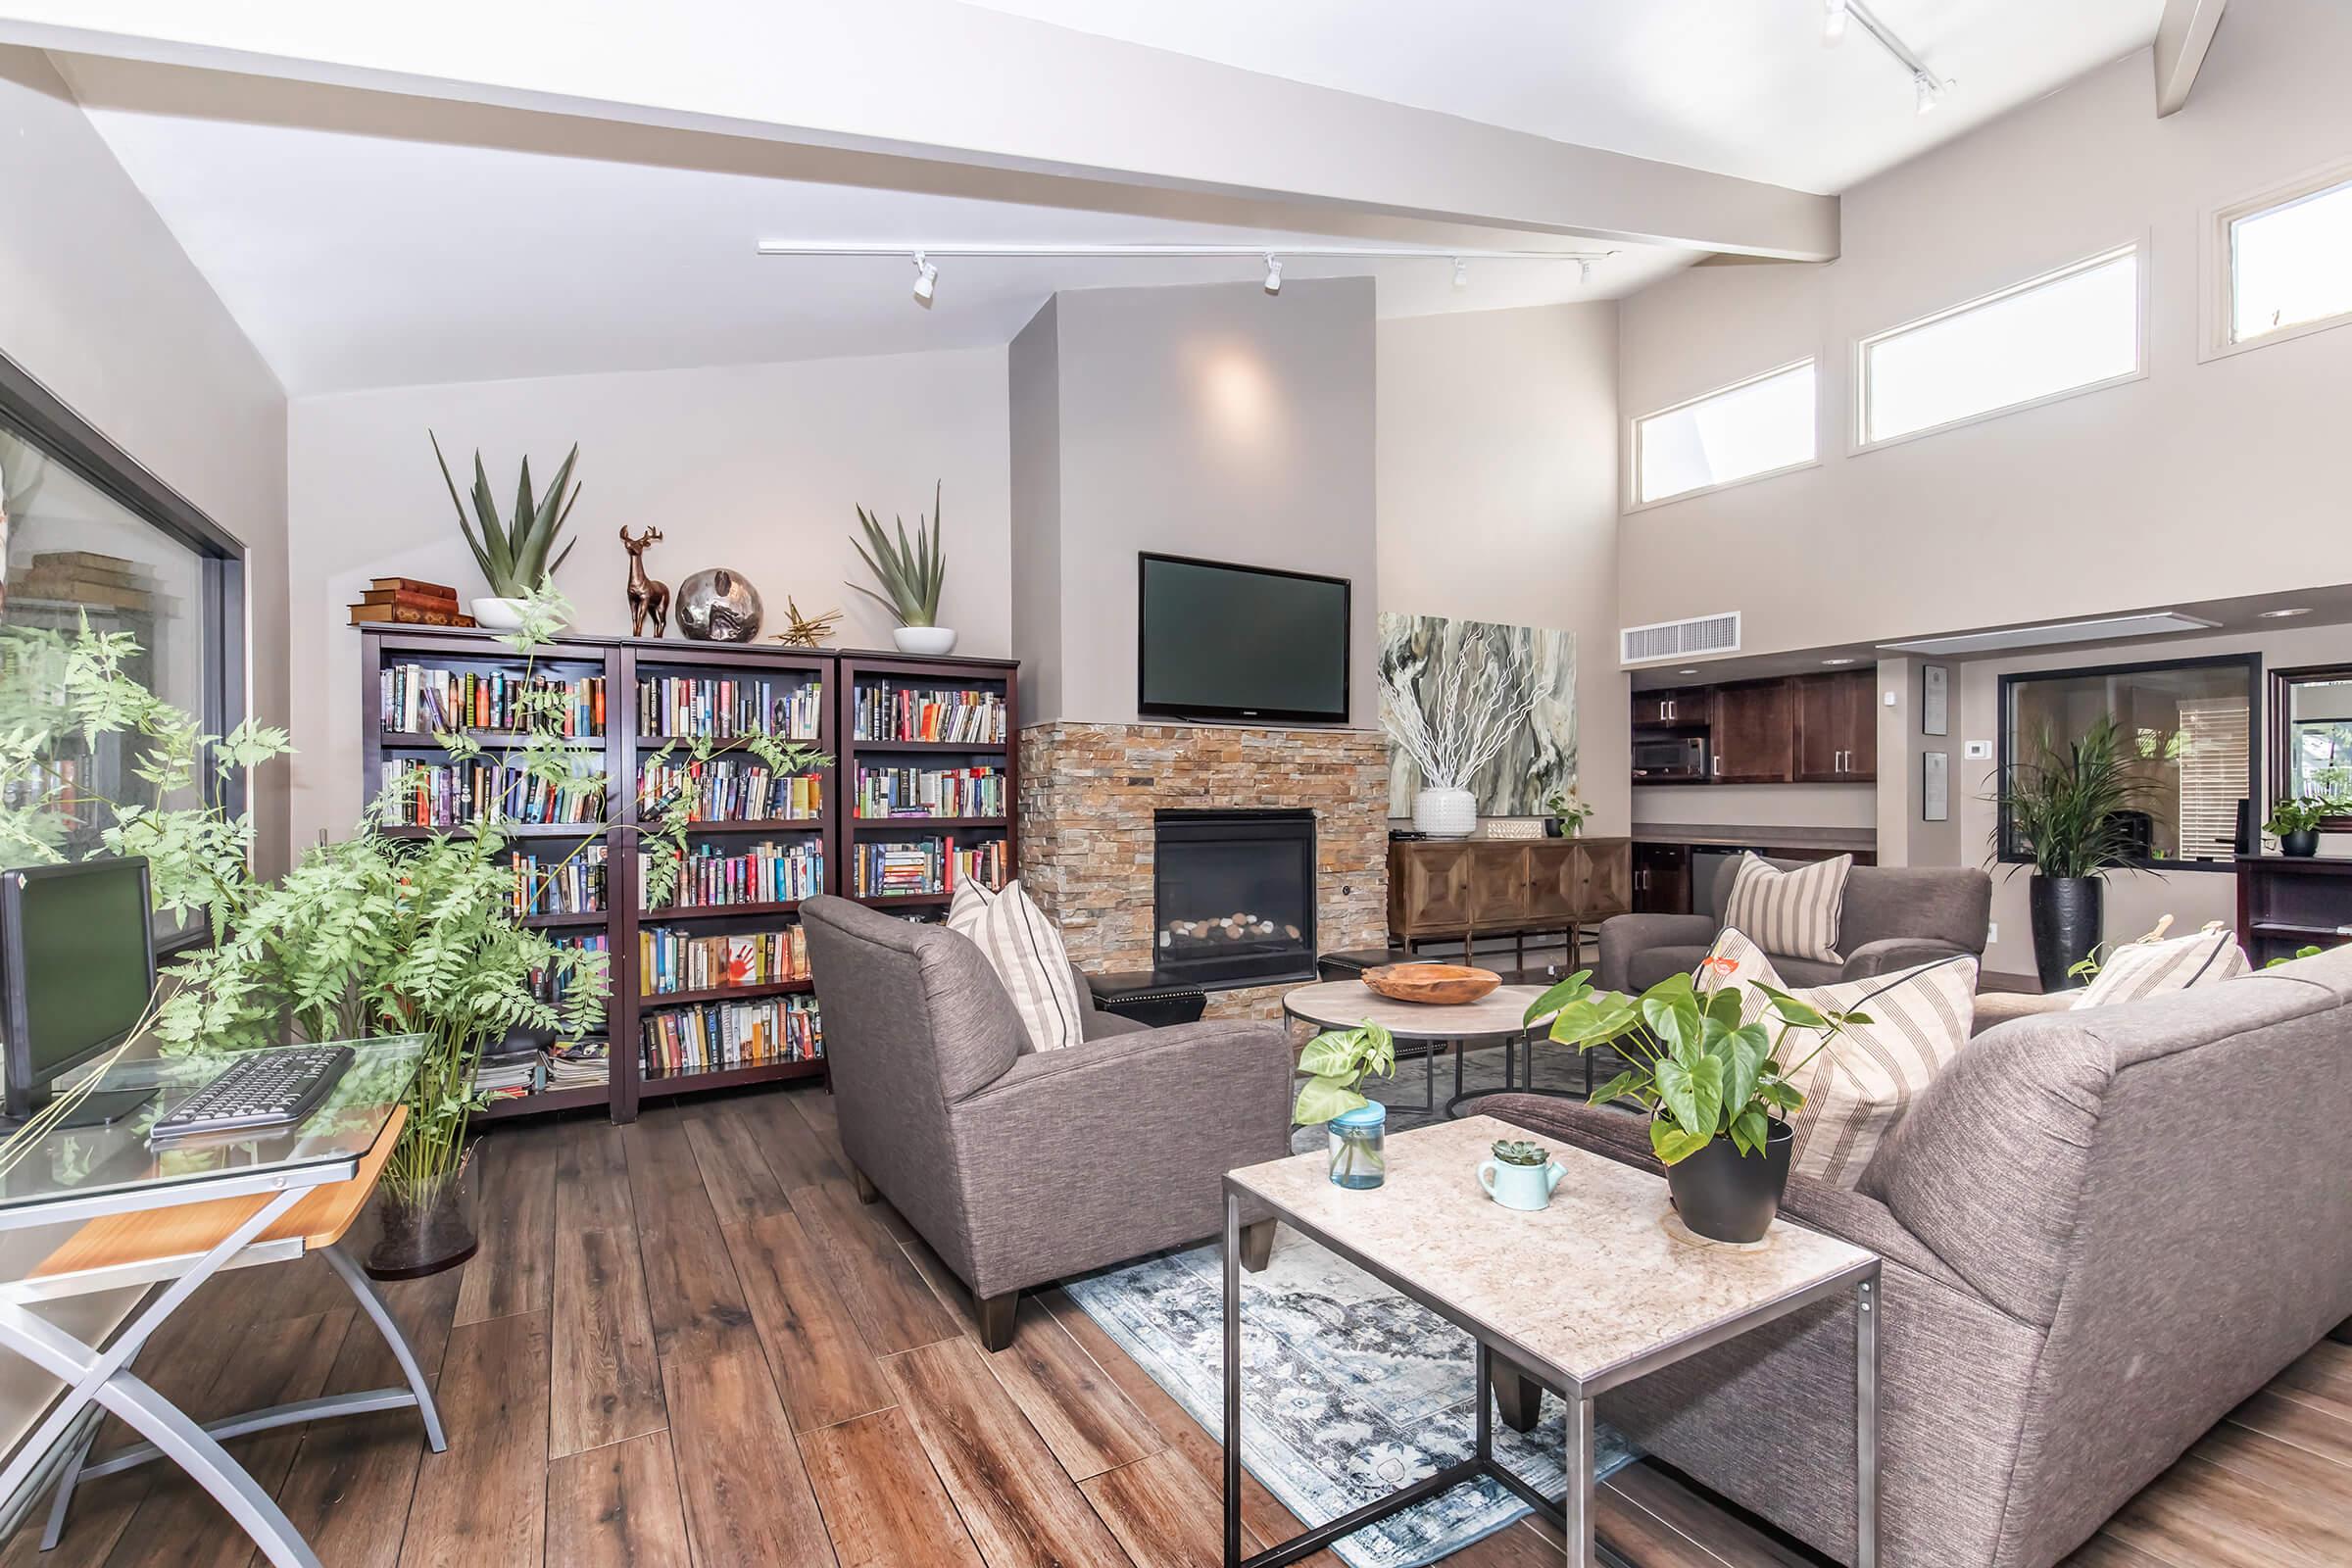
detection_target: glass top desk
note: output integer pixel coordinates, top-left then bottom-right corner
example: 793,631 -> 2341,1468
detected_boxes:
0,1039 -> 434,1568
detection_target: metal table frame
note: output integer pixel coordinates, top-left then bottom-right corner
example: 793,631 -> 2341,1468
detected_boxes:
0,1156 -> 447,1568
1219,1188 -> 1881,1568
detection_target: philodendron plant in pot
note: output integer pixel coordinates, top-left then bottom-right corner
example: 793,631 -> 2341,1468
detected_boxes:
1522,964 -> 1863,1243
2265,795 -> 2344,858
1293,1020 -> 1396,1189
849,481 -> 954,655
1995,714 -> 2154,993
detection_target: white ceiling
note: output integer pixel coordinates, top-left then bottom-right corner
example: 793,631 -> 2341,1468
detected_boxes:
50,0 -> 2161,395
972,0 -> 2163,195
55,53 -> 1692,397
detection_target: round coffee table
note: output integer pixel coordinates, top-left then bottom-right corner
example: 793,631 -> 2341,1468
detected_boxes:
1281,979 -> 1559,1119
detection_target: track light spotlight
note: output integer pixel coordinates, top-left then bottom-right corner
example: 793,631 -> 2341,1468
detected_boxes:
911,252 -> 938,303
1578,259 -> 1593,286
1823,0 -> 1848,45
1914,73 -> 1943,116
1262,255 -> 1283,294
1452,258 -> 1469,289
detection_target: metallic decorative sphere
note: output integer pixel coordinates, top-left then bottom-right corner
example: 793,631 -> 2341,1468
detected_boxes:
674,567 -> 763,642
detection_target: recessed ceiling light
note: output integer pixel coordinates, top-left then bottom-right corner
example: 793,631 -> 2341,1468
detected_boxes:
2260,607 -> 2314,619
1678,668 -> 1700,676
1823,657 -> 1859,665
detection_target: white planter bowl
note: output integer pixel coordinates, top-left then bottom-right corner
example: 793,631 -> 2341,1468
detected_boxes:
892,625 -> 959,656
1412,786 -> 1477,839
469,597 -> 530,631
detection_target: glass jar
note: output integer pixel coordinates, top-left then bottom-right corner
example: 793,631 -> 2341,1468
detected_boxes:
1327,1102 -> 1388,1190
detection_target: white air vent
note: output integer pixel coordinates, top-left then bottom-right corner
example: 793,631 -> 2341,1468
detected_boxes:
1878,612 -> 2220,657
1621,612 -> 1741,666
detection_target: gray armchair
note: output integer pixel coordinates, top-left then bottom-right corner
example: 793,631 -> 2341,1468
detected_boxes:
801,896 -> 1290,1350
1598,858 -> 1990,992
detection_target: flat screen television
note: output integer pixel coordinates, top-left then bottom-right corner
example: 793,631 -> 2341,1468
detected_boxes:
1137,553 -> 1350,723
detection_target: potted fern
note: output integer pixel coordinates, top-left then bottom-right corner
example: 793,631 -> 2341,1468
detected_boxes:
848,481 -> 954,654
432,431 -> 582,631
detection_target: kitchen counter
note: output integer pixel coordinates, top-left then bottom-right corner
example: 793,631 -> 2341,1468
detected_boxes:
1629,824 -> 1878,853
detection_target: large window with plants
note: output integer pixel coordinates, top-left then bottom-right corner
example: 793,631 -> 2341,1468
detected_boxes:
1999,655 -> 2258,870
0,355 -> 247,944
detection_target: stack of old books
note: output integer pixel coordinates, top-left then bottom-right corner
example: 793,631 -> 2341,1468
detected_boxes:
9,551 -> 155,613
347,576 -> 474,627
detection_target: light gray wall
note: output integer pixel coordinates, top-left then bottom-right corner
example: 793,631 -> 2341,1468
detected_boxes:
0,48 -> 291,871
286,348 -> 1012,849
1376,303 -> 1629,829
1007,299 -> 1063,726
1014,276 -> 1379,728
0,44 -> 289,1461
1616,0 -> 2352,659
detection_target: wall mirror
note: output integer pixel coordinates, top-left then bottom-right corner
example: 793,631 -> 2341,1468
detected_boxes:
2269,663 -> 2352,829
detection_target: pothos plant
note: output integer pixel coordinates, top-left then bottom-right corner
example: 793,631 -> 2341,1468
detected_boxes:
1522,963 -> 1865,1164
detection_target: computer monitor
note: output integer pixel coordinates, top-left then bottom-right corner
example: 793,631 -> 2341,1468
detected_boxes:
0,858 -> 159,1128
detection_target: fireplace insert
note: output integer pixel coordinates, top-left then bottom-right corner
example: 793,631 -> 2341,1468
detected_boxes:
1152,809 -> 1316,988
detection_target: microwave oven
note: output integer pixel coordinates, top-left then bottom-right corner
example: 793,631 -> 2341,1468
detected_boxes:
1633,734 -> 1708,780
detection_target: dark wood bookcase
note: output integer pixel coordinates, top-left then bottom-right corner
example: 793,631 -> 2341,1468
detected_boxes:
360,624 -> 1018,1123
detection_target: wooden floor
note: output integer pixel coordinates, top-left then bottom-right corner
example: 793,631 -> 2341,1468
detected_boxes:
7,1085 -> 2346,1568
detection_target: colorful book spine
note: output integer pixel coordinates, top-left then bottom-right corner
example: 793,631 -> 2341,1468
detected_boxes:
853,765 -> 1004,819
507,845 -> 609,916
852,682 -> 1007,743
527,933 -> 608,1004
639,994 -> 822,1078
638,925 -> 809,995
642,840 -> 823,910
635,676 -> 821,740
381,759 -> 607,827
848,836 -> 1004,898
379,665 -> 605,736
639,760 -> 822,823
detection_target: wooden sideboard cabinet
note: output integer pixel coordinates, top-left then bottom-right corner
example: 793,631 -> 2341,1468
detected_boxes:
1389,837 -> 1633,968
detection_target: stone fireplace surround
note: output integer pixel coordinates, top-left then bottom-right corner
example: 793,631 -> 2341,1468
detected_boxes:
1017,722 -> 1390,1018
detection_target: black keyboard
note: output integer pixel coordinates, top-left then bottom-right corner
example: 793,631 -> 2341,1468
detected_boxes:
147,1046 -> 355,1143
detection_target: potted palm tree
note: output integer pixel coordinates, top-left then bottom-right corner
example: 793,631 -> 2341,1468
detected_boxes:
1996,715 -> 2153,991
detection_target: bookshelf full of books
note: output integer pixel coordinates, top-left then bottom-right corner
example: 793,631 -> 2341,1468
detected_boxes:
359,624 -> 1016,1122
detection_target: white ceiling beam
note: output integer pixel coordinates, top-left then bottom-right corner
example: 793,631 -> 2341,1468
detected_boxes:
2153,0 -> 2229,118
0,0 -> 1838,262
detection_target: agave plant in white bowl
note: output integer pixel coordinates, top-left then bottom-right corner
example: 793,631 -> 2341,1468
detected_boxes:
1381,648 -> 1534,839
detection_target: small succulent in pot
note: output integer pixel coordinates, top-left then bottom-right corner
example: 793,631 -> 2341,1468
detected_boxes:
1490,1139 -> 1550,1167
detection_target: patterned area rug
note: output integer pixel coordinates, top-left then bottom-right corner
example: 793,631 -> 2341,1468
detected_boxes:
1064,1229 -> 1638,1568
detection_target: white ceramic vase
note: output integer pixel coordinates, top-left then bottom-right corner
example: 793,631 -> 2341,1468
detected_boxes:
1412,786 -> 1477,839
469,596 -> 530,631
893,625 -> 958,656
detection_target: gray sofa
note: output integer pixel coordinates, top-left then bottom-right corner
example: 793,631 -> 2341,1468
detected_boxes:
1480,944 -> 2352,1568
1599,858 -> 1990,991
801,895 -> 1291,1349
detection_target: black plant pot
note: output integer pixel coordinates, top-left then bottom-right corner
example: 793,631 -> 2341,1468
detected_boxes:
1543,819 -> 1565,838
2030,874 -> 2103,993
1663,1121 -> 1794,1245
2281,829 -> 2321,858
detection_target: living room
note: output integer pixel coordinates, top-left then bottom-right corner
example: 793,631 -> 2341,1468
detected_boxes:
0,2 -> 2344,1566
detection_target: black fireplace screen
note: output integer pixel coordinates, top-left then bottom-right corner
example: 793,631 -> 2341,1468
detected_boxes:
1152,809 -> 1316,988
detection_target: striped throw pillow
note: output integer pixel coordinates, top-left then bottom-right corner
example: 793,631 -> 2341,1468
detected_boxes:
1721,853 -> 1853,964
1692,930 -> 1976,1189
2078,925 -> 2249,1007
946,879 -> 1087,1054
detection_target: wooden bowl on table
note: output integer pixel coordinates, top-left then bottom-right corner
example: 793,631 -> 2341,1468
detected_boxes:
1359,963 -> 1500,1005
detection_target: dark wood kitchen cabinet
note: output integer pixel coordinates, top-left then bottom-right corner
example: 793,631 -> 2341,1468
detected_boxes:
1795,669 -> 1878,783
1631,842 -> 1691,914
1709,680 -> 1794,784
1635,688 -> 1708,729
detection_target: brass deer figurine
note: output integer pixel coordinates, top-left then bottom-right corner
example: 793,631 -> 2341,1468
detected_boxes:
619,525 -> 670,639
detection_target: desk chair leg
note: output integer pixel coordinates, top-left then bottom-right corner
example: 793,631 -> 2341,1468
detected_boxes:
320,1243 -> 446,1451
